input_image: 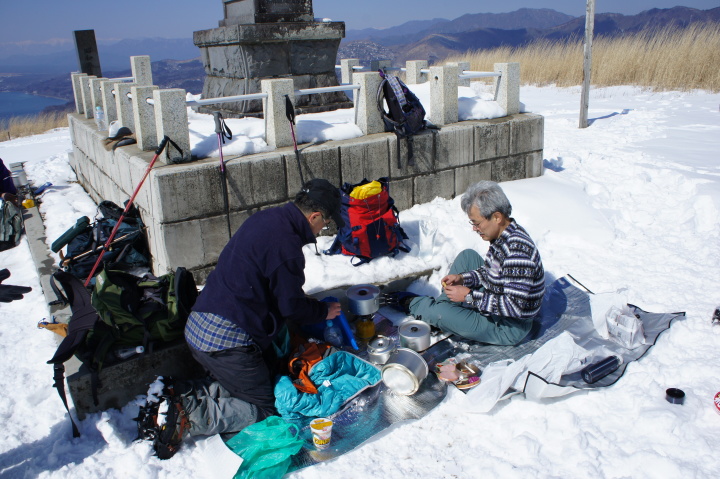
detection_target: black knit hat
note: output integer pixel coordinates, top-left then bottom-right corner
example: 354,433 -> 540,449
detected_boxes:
303,178 -> 344,229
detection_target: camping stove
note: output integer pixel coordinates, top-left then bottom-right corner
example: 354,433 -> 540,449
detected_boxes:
347,284 -> 381,341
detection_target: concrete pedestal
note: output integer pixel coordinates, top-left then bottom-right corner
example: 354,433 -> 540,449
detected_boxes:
193,22 -> 352,117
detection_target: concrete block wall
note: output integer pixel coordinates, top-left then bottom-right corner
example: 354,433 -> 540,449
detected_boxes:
69,110 -> 543,283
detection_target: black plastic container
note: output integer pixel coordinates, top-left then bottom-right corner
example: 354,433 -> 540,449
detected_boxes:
581,356 -> 621,384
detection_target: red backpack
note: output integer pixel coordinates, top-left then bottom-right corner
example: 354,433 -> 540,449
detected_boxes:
325,178 -> 410,266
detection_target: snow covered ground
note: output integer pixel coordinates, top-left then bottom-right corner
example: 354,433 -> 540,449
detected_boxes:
1,84 -> 719,478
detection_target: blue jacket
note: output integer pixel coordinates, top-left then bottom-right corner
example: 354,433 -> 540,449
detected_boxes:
192,202 -> 328,350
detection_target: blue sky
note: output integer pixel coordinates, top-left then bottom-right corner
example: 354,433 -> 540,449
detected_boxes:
0,1 -> 717,44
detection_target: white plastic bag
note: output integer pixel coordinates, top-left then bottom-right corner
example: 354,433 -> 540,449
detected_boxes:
418,218 -> 438,260
606,305 -> 646,349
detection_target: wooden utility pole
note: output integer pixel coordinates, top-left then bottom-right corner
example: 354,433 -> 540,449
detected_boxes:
579,0 -> 595,128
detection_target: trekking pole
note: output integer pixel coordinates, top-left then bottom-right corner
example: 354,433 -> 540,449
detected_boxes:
213,111 -> 233,239
284,95 -> 305,186
83,136 -> 174,287
61,231 -> 137,267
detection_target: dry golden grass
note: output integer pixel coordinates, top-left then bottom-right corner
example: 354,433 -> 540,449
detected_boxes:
448,23 -> 720,92
0,110 -> 69,142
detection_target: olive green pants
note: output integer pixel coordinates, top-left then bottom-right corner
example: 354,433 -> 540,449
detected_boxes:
408,249 -> 532,346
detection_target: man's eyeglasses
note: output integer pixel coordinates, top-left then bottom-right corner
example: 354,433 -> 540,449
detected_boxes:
321,214 -> 331,230
468,218 -> 486,229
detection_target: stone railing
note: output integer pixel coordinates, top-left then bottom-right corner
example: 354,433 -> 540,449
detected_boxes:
67,55 -> 541,281
70,56 -> 520,164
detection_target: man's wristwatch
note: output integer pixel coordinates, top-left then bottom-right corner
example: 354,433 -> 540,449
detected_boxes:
465,292 -> 474,304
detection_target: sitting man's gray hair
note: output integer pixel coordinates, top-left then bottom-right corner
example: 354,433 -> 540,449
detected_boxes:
460,180 -> 512,218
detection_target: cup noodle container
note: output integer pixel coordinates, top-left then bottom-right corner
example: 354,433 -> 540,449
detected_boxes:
310,418 -> 333,449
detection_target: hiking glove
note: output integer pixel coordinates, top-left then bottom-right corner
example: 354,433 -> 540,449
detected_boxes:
0,268 -> 32,303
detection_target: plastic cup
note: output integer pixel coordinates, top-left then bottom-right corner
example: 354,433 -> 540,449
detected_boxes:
310,418 -> 333,449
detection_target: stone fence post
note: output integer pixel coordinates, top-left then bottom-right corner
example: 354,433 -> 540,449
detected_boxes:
370,59 -> 391,73
353,71 -> 383,135
115,82 -> 137,131
429,64 -> 459,126
340,58 -> 359,84
494,62 -> 520,115
405,60 -> 428,84
81,75 -> 97,119
101,81 -> 118,124
131,56 -> 153,86
132,85 -> 159,150
71,73 -> 88,114
448,61 -> 471,87
89,78 -> 110,114
262,79 -> 294,149
153,89 -> 191,164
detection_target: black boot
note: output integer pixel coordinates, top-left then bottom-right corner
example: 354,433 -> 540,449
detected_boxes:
382,292 -> 419,315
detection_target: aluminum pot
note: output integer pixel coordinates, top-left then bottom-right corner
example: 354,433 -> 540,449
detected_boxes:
367,335 -> 395,365
347,284 -> 381,316
398,320 -> 431,352
381,347 -> 428,396
11,170 -> 27,188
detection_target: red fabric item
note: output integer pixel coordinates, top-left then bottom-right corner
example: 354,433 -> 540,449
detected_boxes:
288,342 -> 332,394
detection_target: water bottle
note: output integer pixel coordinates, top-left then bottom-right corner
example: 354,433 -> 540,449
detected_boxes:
115,345 -> 144,360
323,320 -> 343,348
95,106 -> 106,131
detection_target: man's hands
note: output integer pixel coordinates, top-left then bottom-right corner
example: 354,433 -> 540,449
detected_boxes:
441,274 -> 470,303
441,274 -> 462,286
325,301 -> 342,319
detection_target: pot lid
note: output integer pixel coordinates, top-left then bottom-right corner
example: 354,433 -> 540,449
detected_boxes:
367,335 -> 395,354
381,364 -> 419,395
399,320 -> 431,339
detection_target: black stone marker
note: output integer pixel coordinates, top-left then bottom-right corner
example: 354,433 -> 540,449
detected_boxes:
73,29 -> 102,77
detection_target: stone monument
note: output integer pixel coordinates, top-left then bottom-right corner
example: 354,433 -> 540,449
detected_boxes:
193,0 -> 352,117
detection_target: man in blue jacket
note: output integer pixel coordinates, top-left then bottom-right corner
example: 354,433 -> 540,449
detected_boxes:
169,179 -> 343,445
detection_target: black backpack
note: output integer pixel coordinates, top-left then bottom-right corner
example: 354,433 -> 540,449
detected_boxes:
376,71 -> 430,168
52,200 -> 149,282
0,199 -> 24,251
47,267 -> 198,437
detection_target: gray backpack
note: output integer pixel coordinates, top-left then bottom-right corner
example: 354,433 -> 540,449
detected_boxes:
0,199 -> 24,251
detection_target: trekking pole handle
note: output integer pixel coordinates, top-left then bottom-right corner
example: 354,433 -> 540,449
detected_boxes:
284,95 -> 296,124
213,111 -> 223,135
155,136 -> 169,156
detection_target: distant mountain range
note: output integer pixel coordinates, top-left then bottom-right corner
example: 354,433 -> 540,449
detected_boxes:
341,6 -> 720,66
1,6 -> 718,108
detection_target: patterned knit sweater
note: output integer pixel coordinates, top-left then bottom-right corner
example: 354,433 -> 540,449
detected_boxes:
461,220 -> 545,319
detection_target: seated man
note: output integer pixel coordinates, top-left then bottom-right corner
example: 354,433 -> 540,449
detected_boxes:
142,179 -> 344,458
387,180 -> 545,346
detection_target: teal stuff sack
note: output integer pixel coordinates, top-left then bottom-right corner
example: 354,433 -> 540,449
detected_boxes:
226,416 -> 304,479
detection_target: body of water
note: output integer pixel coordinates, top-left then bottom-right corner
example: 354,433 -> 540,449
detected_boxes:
0,91 -> 68,122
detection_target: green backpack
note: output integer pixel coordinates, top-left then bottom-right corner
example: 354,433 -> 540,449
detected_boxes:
0,199 -> 24,251
48,267 -> 198,436
87,267 -> 197,368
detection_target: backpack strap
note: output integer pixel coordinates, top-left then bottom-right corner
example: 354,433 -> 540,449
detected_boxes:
48,271 -> 101,364
324,236 -> 343,256
406,135 -> 415,167
47,270 -> 102,438
52,364 -> 80,438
